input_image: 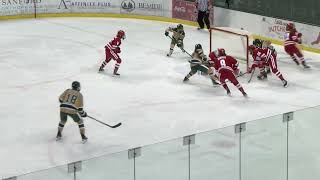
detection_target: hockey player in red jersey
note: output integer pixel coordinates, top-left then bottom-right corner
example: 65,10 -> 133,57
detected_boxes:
248,45 -> 288,87
284,23 -> 310,68
209,49 -> 247,97
99,30 -> 126,76
248,44 -> 268,80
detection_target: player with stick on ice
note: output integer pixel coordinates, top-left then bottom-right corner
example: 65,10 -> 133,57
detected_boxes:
248,44 -> 288,87
165,24 -> 186,57
209,49 -> 248,97
284,23 -> 310,68
99,30 -> 126,76
57,81 -> 88,143
183,44 -> 220,85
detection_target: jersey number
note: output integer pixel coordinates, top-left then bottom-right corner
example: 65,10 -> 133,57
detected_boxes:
67,94 -> 77,104
220,60 -> 226,67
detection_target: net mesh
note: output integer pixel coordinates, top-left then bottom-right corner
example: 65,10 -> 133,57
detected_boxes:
210,27 -> 253,72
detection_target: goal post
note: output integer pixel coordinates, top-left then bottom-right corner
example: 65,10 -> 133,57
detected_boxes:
209,27 -> 251,73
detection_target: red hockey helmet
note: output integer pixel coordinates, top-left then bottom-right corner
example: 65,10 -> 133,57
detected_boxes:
117,30 -> 126,40
217,48 -> 226,56
286,23 -> 295,31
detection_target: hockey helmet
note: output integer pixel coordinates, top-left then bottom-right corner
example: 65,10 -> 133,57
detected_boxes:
72,81 -> 81,91
117,30 -> 126,40
217,48 -> 226,56
286,23 -> 295,31
253,39 -> 263,48
177,24 -> 183,30
195,44 -> 202,50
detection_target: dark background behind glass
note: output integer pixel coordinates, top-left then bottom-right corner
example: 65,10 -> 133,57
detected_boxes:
187,0 -> 319,26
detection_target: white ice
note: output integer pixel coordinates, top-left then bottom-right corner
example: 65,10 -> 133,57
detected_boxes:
0,18 -> 320,178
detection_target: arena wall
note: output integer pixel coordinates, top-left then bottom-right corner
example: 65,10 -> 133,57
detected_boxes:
214,7 -> 320,53
0,0 -> 319,53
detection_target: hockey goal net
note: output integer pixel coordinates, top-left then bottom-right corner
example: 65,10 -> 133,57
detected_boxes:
209,27 -> 251,73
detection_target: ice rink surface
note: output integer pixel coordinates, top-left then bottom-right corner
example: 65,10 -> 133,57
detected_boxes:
0,18 -> 320,178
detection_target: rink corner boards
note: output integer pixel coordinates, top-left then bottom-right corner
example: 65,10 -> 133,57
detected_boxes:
0,13 -> 319,54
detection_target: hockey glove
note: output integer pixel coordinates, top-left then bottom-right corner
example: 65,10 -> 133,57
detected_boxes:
80,111 -> 87,118
165,31 -> 169,36
114,47 -> 121,53
234,68 -> 240,76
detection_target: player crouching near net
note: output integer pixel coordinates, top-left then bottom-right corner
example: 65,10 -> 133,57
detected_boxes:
165,24 -> 186,57
248,44 -> 288,87
183,44 -> 220,85
209,49 -> 248,97
252,38 -> 272,76
99,30 -> 126,76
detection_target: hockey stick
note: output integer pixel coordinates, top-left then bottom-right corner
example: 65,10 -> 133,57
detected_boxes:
87,115 -> 122,128
237,71 -> 248,78
166,35 -> 192,58
247,68 -> 255,83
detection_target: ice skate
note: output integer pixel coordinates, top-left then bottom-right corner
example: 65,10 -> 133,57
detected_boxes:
302,61 -> 310,69
282,80 -> 288,88
243,92 -> 248,98
81,135 -> 88,144
113,67 -> 120,77
227,90 -> 231,97
98,67 -> 104,72
56,132 -> 62,141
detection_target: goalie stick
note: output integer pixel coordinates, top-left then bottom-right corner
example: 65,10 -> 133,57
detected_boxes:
166,35 -> 192,58
87,115 -> 122,128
